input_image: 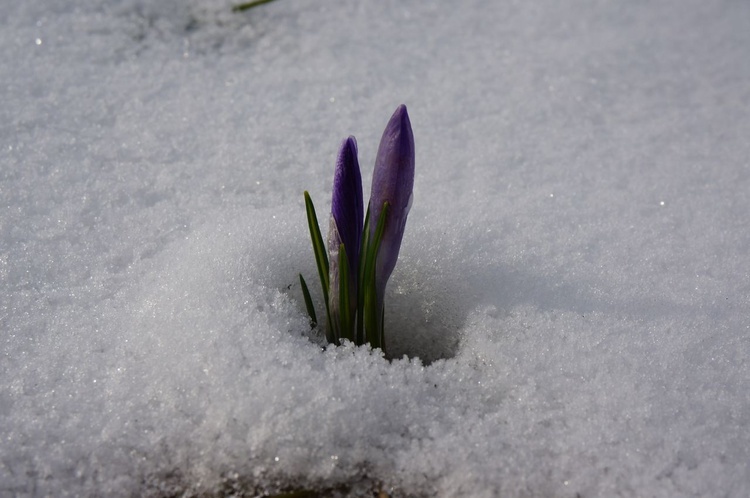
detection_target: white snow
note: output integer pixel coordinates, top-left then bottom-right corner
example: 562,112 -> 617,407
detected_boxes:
2,0 -> 749,496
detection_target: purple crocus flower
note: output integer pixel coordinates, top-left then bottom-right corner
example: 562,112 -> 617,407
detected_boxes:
327,136 -> 364,336
369,104 -> 415,307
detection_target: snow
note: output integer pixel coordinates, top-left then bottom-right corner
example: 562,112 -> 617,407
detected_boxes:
2,0 -> 749,496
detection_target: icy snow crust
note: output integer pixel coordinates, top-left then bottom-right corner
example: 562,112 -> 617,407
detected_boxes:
2,0 -> 750,496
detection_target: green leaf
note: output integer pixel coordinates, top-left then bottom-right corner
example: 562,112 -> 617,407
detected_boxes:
304,191 -> 333,342
380,305 -> 386,353
232,0 -> 279,12
338,244 -> 352,342
298,274 -> 317,328
356,206 -> 370,345
362,201 -> 389,350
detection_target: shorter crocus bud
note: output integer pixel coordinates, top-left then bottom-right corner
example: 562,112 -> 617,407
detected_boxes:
327,136 -> 364,342
369,105 -> 415,309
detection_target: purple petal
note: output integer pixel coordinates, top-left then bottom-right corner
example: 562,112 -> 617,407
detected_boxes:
369,104 -> 415,304
330,136 -> 364,273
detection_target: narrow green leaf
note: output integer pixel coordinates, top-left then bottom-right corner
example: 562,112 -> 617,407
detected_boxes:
368,202 -> 390,266
363,276 -> 377,347
304,191 -> 329,288
356,206 -> 371,345
363,202 -> 389,350
338,244 -> 352,342
299,274 -> 317,328
232,0 -> 279,12
304,191 -> 333,342
380,305 -> 386,353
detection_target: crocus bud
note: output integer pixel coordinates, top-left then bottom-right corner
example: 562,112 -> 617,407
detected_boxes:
327,136 -> 364,340
369,104 -> 415,307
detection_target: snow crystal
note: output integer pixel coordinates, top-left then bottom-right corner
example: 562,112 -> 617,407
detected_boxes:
2,0 -> 749,496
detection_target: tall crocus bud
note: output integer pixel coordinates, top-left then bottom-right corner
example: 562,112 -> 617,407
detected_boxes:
370,104 -> 415,308
327,136 -> 364,342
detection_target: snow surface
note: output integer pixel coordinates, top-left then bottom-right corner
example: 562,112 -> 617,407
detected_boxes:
2,0 -> 750,496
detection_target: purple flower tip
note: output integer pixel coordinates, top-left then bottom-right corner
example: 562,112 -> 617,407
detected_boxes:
330,135 -> 364,277
370,104 -> 415,304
